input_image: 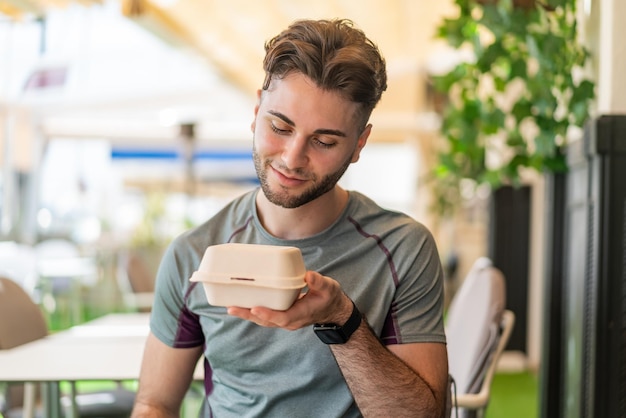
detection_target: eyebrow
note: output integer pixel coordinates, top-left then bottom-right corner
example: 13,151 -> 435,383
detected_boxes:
268,110 -> 347,138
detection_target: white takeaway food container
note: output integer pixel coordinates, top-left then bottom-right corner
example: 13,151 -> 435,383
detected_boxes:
189,243 -> 306,310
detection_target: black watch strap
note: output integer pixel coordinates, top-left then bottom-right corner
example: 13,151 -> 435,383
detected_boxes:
313,300 -> 362,344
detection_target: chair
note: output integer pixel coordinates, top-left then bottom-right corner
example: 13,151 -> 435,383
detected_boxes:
445,258 -> 516,418
116,251 -> 156,312
0,276 -> 136,418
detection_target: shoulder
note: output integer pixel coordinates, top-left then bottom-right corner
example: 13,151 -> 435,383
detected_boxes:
164,189 -> 258,263
346,191 -> 434,244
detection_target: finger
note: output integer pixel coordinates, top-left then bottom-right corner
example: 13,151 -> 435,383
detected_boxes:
250,307 -> 294,329
255,305 -> 315,331
227,306 -> 251,319
228,306 -> 280,328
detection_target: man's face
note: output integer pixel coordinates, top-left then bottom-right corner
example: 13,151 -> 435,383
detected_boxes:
251,72 -> 371,209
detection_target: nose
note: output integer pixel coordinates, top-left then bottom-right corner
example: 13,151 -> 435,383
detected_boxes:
281,135 -> 309,169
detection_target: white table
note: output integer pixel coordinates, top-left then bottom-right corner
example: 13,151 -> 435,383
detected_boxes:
0,312 -> 204,417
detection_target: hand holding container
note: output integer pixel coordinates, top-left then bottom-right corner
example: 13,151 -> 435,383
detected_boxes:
190,243 -> 306,310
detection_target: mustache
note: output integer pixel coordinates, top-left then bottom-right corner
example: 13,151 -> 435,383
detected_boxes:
268,160 -> 309,179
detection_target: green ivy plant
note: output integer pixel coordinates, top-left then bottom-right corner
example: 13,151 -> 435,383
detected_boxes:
431,0 -> 595,214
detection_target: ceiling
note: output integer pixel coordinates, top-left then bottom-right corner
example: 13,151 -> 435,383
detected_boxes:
122,0 -> 459,124
123,0 -> 456,93
1,0 -> 459,142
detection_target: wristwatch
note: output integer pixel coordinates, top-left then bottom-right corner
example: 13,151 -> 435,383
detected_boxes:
313,300 -> 362,344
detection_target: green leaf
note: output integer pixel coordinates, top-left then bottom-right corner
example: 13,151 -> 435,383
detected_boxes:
477,42 -> 505,72
546,0 -> 571,9
495,0 -> 514,16
511,99 -> 533,122
436,18 -> 469,47
543,153 -> 568,173
431,64 -> 468,92
510,58 -> 527,79
509,153 -> 530,168
481,169 -> 503,187
533,95 -> 557,118
526,33 -> 542,63
483,108 -> 506,134
494,75 -> 507,92
506,130 -> 526,148
535,131 -> 557,157
430,0 -> 595,214
570,101 -> 591,127
462,99 -> 482,121
571,79 -> 596,103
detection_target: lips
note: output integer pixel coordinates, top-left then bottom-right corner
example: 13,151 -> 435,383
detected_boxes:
271,166 -> 307,186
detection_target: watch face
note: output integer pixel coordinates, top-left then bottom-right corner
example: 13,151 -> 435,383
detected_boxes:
313,301 -> 362,344
313,325 -> 348,344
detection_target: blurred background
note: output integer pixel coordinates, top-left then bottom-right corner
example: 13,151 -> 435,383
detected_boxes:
1,0 -> 469,324
1,1 -> 624,417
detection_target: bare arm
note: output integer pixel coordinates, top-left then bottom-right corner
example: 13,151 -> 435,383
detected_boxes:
331,307 -> 448,417
228,272 -> 449,417
131,332 -> 203,418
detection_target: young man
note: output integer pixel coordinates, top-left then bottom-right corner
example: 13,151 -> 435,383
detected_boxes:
132,19 -> 448,418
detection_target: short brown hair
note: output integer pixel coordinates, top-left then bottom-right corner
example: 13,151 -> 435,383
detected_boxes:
262,19 -> 387,127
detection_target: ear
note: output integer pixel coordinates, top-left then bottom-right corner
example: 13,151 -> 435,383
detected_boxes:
251,89 -> 263,132
350,124 -> 372,163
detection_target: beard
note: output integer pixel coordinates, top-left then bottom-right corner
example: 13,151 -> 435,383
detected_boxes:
252,143 -> 352,209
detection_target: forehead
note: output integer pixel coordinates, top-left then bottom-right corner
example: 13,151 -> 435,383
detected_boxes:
260,73 -> 362,133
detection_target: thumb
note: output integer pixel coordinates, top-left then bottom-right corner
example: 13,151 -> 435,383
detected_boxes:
304,271 -> 324,292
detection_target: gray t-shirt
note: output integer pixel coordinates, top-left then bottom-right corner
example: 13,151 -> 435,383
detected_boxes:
150,189 -> 446,417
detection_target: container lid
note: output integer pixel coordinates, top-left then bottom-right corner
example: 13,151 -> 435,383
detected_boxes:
189,243 -> 306,288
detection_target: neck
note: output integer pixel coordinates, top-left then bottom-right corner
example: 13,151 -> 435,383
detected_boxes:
256,186 -> 349,240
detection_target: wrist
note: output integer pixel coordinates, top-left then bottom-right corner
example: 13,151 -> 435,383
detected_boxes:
313,299 -> 362,344
335,294 -> 356,324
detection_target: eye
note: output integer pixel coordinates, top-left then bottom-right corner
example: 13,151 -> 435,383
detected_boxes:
270,121 -> 290,135
312,137 -> 335,149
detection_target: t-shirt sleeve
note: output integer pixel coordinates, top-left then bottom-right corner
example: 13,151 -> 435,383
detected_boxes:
381,223 -> 446,345
149,238 -> 205,348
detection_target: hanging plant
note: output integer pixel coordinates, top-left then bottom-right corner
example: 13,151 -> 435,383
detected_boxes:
430,0 -> 595,214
